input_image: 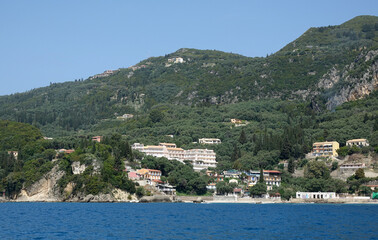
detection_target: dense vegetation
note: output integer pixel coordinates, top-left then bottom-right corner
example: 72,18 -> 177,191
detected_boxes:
0,16 -> 377,199
0,16 -> 376,137
0,123 -> 137,199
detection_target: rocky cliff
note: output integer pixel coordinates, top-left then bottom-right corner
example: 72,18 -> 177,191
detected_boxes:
318,49 -> 378,109
15,163 -> 138,202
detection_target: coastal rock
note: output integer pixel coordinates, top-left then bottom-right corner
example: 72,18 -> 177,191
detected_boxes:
139,195 -> 173,203
16,165 -> 65,202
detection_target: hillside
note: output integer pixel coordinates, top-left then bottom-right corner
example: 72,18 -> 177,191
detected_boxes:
0,15 -> 377,137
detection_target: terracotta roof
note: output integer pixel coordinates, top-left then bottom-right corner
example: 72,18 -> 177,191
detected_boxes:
264,170 -> 281,174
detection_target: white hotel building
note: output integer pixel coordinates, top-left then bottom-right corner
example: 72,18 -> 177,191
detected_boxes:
132,143 -> 217,171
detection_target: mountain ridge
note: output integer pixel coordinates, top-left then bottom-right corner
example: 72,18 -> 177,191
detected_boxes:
0,15 -> 377,136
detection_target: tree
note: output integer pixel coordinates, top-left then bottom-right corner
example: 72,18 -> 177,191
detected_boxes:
231,144 -> 241,162
136,186 -> 145,198
358,186 -> 372,196
239,129 -> 247,144
355,168 -> 365,179
288,158 -> 295,174
259,168 -> 264,183
188,178 -> 207,195
331,161 -> 338,171
337,146 -> 349,157
149,109 -> 164,123
249,182 -> 267,197
216,181 -> 233,195
305,161 -> 330,179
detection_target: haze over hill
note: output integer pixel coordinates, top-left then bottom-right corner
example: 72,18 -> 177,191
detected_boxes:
0,15 -> 377,137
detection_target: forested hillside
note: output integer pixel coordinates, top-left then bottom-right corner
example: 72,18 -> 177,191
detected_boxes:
0,16 -> 377,137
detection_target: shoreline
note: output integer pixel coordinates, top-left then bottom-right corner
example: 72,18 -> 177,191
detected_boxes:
1,198 -> 377,204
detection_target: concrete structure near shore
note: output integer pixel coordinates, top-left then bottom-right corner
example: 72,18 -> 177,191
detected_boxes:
296,192 -> 337,199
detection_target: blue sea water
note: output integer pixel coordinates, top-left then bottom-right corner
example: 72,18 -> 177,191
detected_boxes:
0,203 -> 377,239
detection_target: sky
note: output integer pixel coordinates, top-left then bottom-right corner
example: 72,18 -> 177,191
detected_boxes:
0,0 -> 377,96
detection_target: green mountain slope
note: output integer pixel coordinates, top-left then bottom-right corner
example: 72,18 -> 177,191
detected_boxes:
0,15 -> 377,136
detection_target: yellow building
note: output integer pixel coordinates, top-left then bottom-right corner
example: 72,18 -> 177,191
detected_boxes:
312,141 -> 339,157
136,169 -> 161,181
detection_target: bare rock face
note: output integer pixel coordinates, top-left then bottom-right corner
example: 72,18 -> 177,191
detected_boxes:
321,50 -> 378,110
72,162 -> 86,175
16,165 -> 65,202
318,67 -> 341,90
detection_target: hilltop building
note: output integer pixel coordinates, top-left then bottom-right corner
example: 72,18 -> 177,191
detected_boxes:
117,114 -> 134,120
199,138 -> 221,144
311,141 -> 339,157
92,136 -> 103,143
7,151 -> 18,160
231,119 -> 242,124
58,149 -> 75,154
346,139 -> 369,147
167,57 -> 184,63
90,69 -> 118,79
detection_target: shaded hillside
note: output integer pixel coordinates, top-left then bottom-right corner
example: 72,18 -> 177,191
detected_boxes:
0,120 -> 42,150
0,15 -> 377,136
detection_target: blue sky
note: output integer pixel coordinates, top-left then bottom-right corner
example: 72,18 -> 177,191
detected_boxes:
0,0 -> 377,96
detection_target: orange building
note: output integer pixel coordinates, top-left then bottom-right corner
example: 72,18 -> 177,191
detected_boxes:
136,169 -> 162,181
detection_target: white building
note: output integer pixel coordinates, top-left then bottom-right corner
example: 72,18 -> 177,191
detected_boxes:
199,138 -> 221,144
346,139 -> 369,147
339,163 -> 365,170
184,149 -> 217,171
296,192 -> 337,199
117,114 -> 134,120
168,57 -> 184,63
132,143 -> 217,171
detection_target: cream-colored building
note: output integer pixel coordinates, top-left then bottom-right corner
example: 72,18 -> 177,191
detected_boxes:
311,141 -> 339,157
231,119 -> 242,124
199,138 -> 221,144
159,143 -> 177,148
184,149 -> 217,171
132,143 -> 217,171
346,139 -> 369,147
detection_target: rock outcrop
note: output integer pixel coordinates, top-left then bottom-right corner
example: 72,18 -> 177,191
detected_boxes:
16,165 -> 65,202
318,50 -> 378,109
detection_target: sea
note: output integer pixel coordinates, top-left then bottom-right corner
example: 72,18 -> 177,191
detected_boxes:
0,203 -> 376,239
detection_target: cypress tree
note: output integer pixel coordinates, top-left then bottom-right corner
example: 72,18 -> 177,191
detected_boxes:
288,158 -> 295,174
259,168 -> 264,183
239,129 -> 247,144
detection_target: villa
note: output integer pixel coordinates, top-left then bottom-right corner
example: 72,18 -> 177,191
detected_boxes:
346,139 -> 369,147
